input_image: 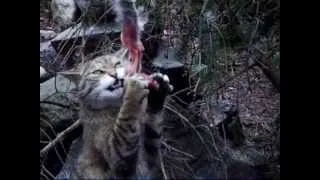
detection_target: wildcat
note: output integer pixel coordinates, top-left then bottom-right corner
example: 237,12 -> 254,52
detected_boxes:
56,48 -> 172,179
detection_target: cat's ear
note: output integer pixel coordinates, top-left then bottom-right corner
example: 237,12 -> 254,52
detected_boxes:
58,70 -> 82,87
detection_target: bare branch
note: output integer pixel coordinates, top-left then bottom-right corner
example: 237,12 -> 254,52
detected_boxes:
164,104 -> 213,159
159,150 -> 168,180
40,120 -> 81,157
162,141 -> 195,159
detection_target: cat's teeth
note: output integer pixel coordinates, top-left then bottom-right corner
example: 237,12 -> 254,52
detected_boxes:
116,67 -> 126,79
98,75 -> 115,91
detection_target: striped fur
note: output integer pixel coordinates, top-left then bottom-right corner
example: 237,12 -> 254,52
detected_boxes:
60,49 -> 170,179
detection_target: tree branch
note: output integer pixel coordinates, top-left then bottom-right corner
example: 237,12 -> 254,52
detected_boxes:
40,120 -> 81,157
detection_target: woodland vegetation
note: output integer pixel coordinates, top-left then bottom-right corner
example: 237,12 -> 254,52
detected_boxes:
40,0 -> 280,179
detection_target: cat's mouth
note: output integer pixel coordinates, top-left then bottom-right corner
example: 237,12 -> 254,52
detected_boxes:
106,78 -> 124,91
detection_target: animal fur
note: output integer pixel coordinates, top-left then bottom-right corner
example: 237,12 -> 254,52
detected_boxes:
57,48 -> 172,179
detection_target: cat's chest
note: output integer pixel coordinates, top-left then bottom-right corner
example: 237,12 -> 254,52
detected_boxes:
80,108 -> 117,132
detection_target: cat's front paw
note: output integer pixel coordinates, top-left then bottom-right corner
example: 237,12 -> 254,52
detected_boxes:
124,74 -> 149,102
147,73 -> 173,113
125,73 -> 149,90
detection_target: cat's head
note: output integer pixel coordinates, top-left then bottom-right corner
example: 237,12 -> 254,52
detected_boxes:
59,48 -> 130,110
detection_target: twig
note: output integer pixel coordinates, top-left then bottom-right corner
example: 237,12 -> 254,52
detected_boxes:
164,104 -> 213,159
42,165 -> 56,179
166,160 -> 188,176
40,140 -> 50,144
165,155 -> 191,161
40,118 -> 68,155
168,95 -> 189,106
159,150 -> 168,180
184,161 -> 195,176
193,77 -> 201,94
169,167 -> 176,179
197,125 -> 222,159
40,128 -> 65,165
59,7 -> 114,68
41,171 -> 50,180
40,120 -> 81,157
169,86 -> 194,97
162,141 -> 195,159
200,0 -> 209,15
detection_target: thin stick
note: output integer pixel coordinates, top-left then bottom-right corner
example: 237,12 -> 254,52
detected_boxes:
40,118 -> 67,155
169,86 -> 194,97
40,171 -> 50,180
40,120 -> 81,157
162,141 -> 195,159
166,160 -> 188,176
159,150 -> 168,180
164,105 -> 213,158
193,77 -> 201,94
40,128 -> 65,165
42,165 -> 56,179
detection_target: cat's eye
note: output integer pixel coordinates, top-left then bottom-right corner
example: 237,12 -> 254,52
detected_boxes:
114,62 -> 121,67
92,70 -> 105,74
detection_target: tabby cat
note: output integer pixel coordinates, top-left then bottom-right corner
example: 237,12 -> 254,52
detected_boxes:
57,48 -> 172,179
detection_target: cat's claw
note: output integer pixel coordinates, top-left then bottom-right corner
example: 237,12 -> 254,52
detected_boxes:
146,73 -> 173,112
148,73 -> 173,92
